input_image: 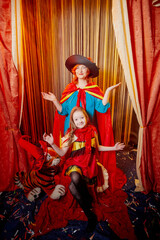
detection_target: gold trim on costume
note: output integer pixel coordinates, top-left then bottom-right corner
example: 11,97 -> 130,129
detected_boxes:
96,162 -> 109,192
85,90 -> 103,100
83,85 -> 98,89
61,133 -> 77,147
60,92 -> 74,103
72,138 -> 96,151
65,165 -> 97,185
60,85 -> 103,103
65,165 -> 82,176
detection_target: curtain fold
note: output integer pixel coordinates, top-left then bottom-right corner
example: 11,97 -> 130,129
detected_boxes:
112,0 -> 144,191
112,0 -> 160,193
20,0 -> 137,146
11,0 -> 24,128
127,0 -> 160,193
0,0 -> 31,191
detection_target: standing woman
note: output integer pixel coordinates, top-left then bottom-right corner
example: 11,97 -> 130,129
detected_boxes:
42,55 -> 120,135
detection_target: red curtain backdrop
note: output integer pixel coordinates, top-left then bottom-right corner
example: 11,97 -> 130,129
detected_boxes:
0,0 -> 32,191
127,0 -> 160,193
1,0 -> 159,194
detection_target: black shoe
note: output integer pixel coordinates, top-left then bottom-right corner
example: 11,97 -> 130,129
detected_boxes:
86,212 -> 98,233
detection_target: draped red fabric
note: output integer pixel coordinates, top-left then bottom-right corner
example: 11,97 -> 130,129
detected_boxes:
0,0 -> 32,191
127,0 -> 160,193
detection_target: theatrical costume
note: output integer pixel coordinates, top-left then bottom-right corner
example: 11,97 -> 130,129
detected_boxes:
63,125 -> 99,178
61,124 -> 109,192
59,82 -> 110,134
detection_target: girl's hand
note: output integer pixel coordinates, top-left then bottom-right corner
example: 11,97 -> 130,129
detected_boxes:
41,92 -> 57,102
43,133 -> 54,145
107,82 -> 121,92
114,142 -> 125,151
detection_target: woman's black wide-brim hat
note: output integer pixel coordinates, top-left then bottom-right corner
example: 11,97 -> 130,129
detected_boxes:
65,54 -> 99,78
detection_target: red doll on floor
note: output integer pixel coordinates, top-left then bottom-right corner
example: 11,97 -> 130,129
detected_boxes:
43,106 -> 125,233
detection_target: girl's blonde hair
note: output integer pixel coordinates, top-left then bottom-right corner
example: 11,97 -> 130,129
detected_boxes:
68,106 -> 89,145
71,64 -> 92,84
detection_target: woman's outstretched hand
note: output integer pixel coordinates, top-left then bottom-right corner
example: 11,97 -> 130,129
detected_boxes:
41,92 -> 57,102
114,142 -> 125,151
107,82 -> 121,92
43,133 -> 54,146
41,92 -> 62,112
102,82 -> 121,105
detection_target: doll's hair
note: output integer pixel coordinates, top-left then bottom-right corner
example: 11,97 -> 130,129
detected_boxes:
71,64 -> 92,84
68,106 -> 89,145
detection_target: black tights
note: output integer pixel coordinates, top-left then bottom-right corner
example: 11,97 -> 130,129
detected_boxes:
69,171 -> 97,232
69,172 -> 92,212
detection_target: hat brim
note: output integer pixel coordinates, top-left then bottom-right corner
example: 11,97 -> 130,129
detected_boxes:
65,55 -> 99,78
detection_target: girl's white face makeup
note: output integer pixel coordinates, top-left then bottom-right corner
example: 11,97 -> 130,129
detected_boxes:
75,65 -> 90,79
73,110 -> 87,129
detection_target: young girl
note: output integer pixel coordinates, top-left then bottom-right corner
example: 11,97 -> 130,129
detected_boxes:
43,106 -> 125,232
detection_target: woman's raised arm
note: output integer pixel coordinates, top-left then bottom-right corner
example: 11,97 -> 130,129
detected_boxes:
41,92 -> 62,112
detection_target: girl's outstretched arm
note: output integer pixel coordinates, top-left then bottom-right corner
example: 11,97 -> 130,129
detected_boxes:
98,142 -> 125,152
95,133 -> 125,151
41,92 -> 62,112
102,82 -> 121,106
43,133 -> 69,156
